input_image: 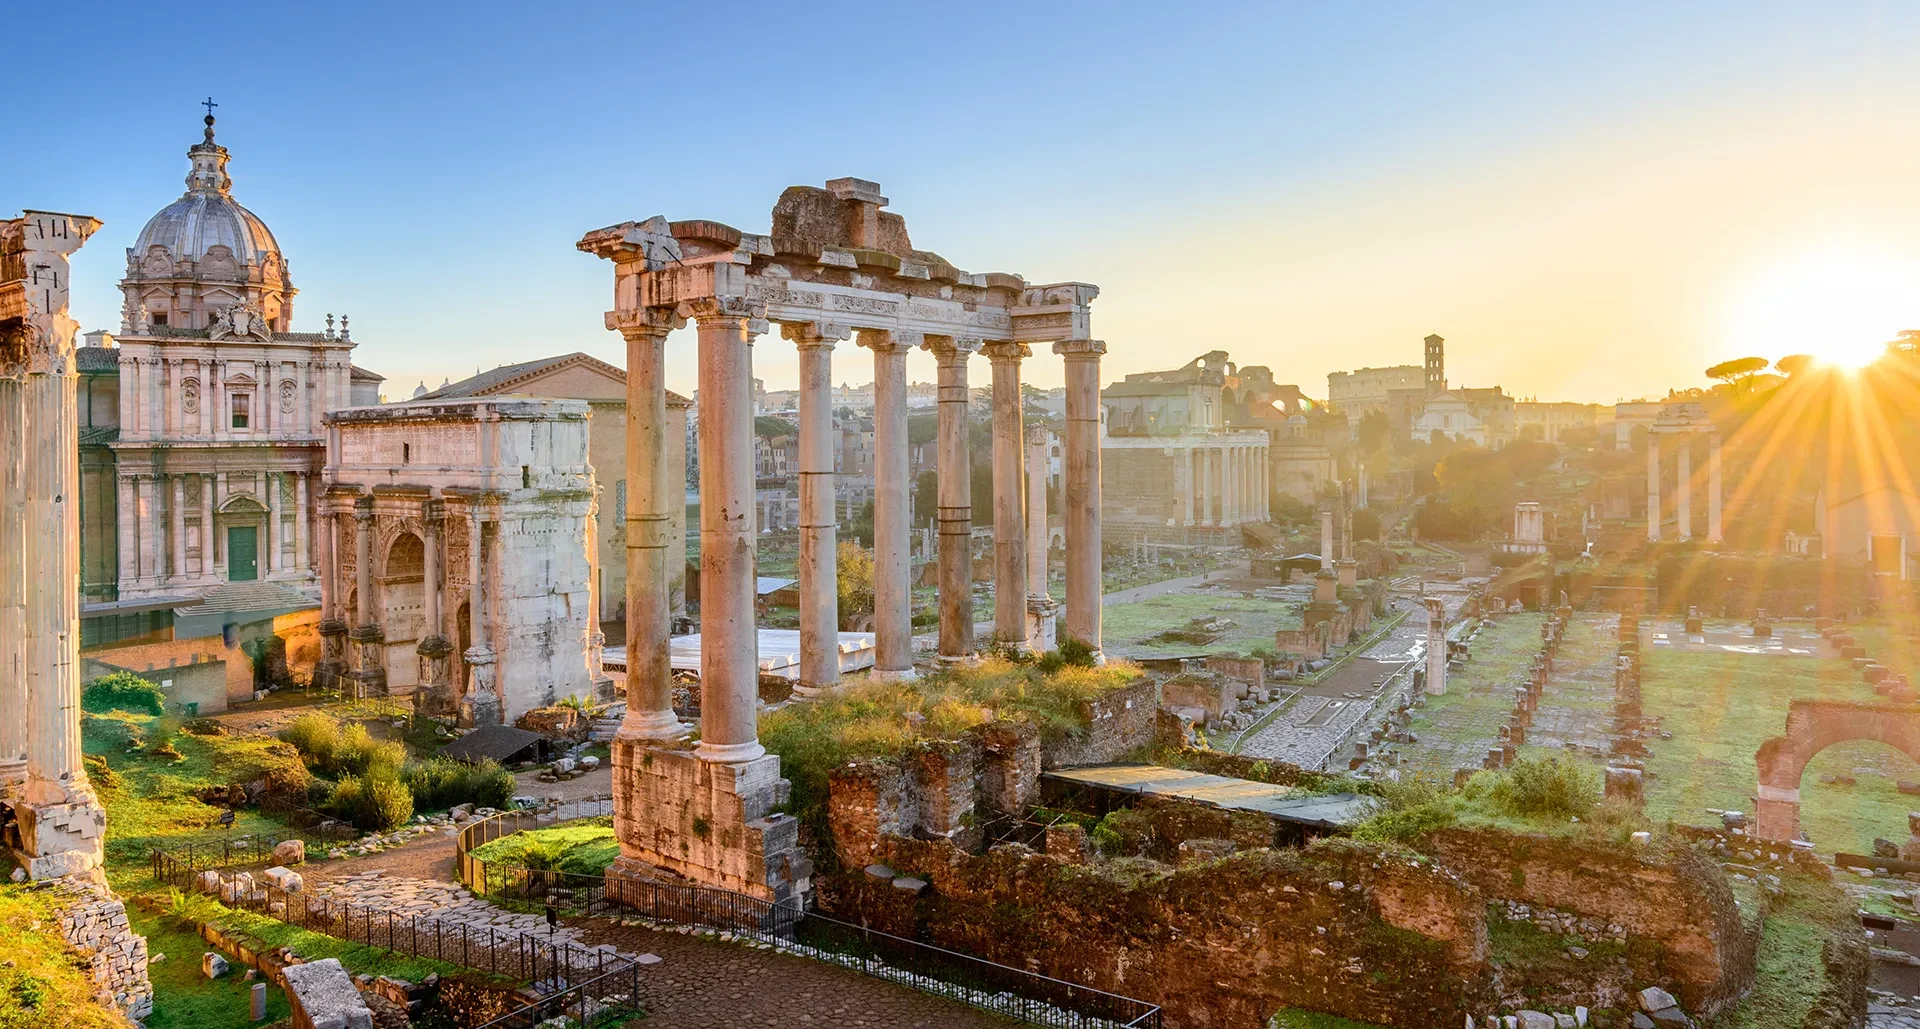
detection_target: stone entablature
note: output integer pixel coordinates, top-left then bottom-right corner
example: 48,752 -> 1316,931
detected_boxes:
320,397 -> 598,722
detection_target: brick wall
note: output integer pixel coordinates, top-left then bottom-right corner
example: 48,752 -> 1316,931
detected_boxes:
1043,677 -> 1160,768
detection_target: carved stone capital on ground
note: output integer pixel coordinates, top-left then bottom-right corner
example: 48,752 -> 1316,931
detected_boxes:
779,320 -> 852,350
855,327 -> 923,354
1052,338 -> 1107,359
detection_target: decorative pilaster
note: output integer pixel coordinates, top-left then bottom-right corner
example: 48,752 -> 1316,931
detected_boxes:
860,328 -> 918,682
198,473 -> 215,579
789,321 -> 851,694
690,299 -> 767,764
925,335 -> 979,663
169,476 -> 187,581
614,309 -> 687,738
294,472 -> 310,575
984,341 -> 1031,652
265,472 -> 282,575
1055,339 -> 1105,660
115,474 -> 137,589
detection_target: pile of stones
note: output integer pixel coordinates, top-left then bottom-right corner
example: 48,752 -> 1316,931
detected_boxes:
324,816 -> 458,860
1496,900 -> 1627,943
536,755 -> 601,783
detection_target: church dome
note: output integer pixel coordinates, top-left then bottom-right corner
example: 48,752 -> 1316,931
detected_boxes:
130,114 -> 284,270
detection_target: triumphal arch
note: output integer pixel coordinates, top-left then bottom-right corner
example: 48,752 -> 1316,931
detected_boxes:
579,178 -> 1104,901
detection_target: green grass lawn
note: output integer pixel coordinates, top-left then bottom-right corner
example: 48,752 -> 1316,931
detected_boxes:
0,886 -> 131,1028
1102,592 -> 1307,659
1639,630 -> 1917,857
1397,614 -> 1547,779
134,910 -> 293,1029
1709,877 -> 1857,1029
470,821 -> 620,877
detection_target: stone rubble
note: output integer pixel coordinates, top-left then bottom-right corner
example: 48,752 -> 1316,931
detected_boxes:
44,877 -> 153,1021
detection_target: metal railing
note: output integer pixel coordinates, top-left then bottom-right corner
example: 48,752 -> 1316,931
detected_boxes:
147,825 -> 352,880
153,842 -> 639,1001
455,809 -> 1162,1028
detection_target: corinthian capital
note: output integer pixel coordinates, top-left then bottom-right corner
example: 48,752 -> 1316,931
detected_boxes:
1052,338 -> 1107,359
981,340 -> 1032,362
855,328 -> 923,354
606,306 -> 687,341
685,295 -> 767,333
920,334 -> 983,360
779,320 -> 852,350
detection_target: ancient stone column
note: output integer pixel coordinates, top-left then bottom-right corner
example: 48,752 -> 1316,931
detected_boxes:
984,342 -> 1031,652
1320,508 -> 1335,571
692,300 -> 766,764
1057,339 -> 1105,659
1646,435 -> 1661,541
789,321 -> 850,694
615,311 -> 687,737
0,374 -> 24,787
348,495 -> 387,700
861,328 -> 917,682
461,507 -> 496,726
584,485 -> 608,696
13,211 -> 107,878
416,498 -> 454,717
1424,597 -> 1448,696
1676,437 -> 1692,540
170,476 -> 187,581
924,336 -> 979,663
1708,432 -> 1724,545
316,503 -> 347,690
1025,422 -> 1058,652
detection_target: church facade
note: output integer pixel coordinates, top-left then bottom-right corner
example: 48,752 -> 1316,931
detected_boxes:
79,113 -> 381,604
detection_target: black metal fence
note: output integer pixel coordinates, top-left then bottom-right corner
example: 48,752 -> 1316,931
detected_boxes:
455,810 -> 1162,1029
147,825 -> 351,880
153,842 -> 640,1012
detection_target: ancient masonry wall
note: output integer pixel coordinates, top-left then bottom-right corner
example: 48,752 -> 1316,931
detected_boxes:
493,491 -> 596,718
48,878 -> 154,1022
1040,678 -> 1160,768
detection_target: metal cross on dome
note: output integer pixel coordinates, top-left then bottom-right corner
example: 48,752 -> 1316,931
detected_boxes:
202,97 -> 218,118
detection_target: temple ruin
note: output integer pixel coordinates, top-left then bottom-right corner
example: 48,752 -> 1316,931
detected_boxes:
578,178 -> 1104,900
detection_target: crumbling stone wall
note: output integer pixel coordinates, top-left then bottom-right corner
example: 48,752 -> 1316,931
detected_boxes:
826,835 -> 1493,1028
48,878 -> 154,1021
1422,828 -> 1752,1014
1042,677 -> 1159,767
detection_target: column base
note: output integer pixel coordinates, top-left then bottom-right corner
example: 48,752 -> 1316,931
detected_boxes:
415,636 -> 457,718
935,653 -> 979,667
13,783 -> 106,880
0,761 -> 25,791
694,739 -> 768,764
868,667 -> 919,684
609,742 -> 811,906
459,648 -> 499,728
616,708 -> 690,740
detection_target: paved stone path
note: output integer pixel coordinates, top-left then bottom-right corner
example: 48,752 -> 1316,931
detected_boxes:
1871,1002 -> 1920,1029
311,870 -> 600,949
1525,613 -> 1620,759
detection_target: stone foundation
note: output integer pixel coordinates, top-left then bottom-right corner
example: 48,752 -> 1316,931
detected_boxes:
14,788 -> 107,880
47,877 -> 153,1022
608,742 -> 809,903
1041,677 -> 1159,767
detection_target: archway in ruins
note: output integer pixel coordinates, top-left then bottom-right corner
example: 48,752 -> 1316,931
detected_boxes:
380,532 -> 426,692
1754,698 -> 1920,842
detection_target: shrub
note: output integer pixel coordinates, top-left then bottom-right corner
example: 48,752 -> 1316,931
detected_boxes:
80,672 -> 164,716
402,758 -> 516,812
279,713 -> 341,767
1478,754 -> 1600,820
325,770 -> 414,830
145,716 -> 184,762
331,723 -> 405,779
161,886 -> 220,931
1058,637 -> 1098,668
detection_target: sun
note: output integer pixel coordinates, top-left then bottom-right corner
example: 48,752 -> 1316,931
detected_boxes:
1722,244 -> 1920,369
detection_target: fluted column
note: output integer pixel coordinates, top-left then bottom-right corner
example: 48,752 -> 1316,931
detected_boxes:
461,506 -> 495,725
691,300 -> 766,764
422,501 -> 443,640
984,342 -> 1031,651
353,497 -> 374,628
615,312 -> 687,736
1196,449 -> 1210,525
170,475 -> 187,580
789,321 -> 850,693
1026,424 -> 1050,598
1646,435 -> 1661,541
295,472 -> 310,574
1056,340 -> 1105,658
1708,432 -> 1723,545
1321,508 -> 1335,571
0,376 -> 24,786
15,211 -> 106,879
861,328 -> 918,681
925,336 -> 979,662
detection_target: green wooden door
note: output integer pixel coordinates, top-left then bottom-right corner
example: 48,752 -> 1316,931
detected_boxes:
227,526 -> 258,582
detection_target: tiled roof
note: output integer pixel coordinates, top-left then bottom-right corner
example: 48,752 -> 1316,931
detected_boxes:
76,347 -> 120,372
78,426 -> 119,446
171,580 -> 318,617
349,364 -> 384,382
421,352 -> 689,406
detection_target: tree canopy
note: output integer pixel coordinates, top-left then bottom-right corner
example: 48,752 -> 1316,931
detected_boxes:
1774,354 -> 1816,377
1705,356 -> 1770,394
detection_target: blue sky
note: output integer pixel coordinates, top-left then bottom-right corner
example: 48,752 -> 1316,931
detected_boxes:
16,2 -> 1920,401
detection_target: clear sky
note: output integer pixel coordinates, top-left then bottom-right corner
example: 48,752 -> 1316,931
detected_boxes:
15,1 -> 1920,402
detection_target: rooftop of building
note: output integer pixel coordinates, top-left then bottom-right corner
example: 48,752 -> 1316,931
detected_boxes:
419,351 -> 689,406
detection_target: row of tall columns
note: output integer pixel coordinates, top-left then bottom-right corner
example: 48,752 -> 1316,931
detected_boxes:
1183,442 -> 1268,527
1644,431 -> 1723,544
4,211 -> 107,879
690,303 -> 763,762
113,469 -> 316,587
929,337 -> 977,663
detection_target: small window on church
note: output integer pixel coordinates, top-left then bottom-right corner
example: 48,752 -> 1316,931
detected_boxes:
231,393 -> 250,429
403,443 -> 412,464
151,312 -> 168,327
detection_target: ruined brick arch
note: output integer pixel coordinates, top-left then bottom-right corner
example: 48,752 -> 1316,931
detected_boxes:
1754,699 -> 1920,841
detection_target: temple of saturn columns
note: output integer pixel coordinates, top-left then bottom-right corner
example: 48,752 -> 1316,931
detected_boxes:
1644,401 -> 1723,544
2,212 -> 111,879
578,178 -> 1104,901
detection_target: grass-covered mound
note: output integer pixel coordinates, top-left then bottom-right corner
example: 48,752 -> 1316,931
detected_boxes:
0,885 -> 129,1029
1350,754 -> 1650,846
469,820 -> 619,877
276,713 -> 515,831
761,656 -> 1144,833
